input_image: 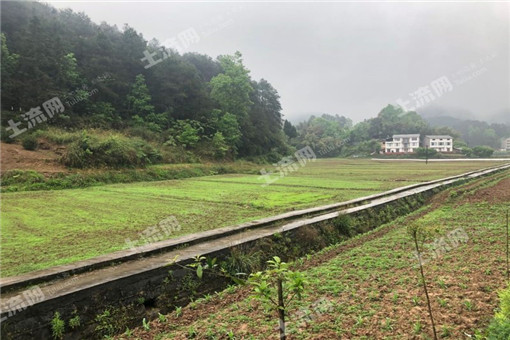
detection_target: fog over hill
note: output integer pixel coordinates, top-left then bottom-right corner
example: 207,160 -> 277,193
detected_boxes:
48,1 -> 509,123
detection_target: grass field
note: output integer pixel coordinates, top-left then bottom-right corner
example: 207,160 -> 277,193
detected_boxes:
121,169 -> 510,339
1,159 -> 507,277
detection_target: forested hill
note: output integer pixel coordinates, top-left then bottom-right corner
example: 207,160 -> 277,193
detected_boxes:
1,1 -> 508,168
0,1 -> 289,159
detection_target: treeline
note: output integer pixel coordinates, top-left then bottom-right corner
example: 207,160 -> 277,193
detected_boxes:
1,2 -> 507,169
0,1 -> 290,162
426,115 -> 510,149
289,105 -> 509,157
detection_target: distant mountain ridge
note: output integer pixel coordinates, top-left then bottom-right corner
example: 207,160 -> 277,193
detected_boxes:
419,112 -> 510,148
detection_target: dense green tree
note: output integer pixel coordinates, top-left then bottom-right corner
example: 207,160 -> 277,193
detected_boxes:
126,74 -> 155,120
472,145 -> 494,158
0,33 -> 19,103
415,147 -> 438,158
295,114 -> 351,156
239,79 -> 288,156
173,120 -> 202,148
2,1 -> 507,163
209,51 -> 253,122
283,120 -> 297,139
210,109 -> 241,152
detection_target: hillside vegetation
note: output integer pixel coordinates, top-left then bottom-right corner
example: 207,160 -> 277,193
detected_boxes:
2,1 -> 508,172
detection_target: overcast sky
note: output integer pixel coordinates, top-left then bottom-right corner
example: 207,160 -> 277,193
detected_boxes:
48,1 -> 509,123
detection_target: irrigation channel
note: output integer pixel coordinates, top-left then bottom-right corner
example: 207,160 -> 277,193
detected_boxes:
2,162 -> 510,339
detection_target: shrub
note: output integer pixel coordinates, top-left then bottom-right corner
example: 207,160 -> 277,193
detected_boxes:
61,131 -> 162,168
415,147 -> 438,158
487,284 -> 510,339
126,126 -> 161,142
173,120 -> 202,148
1,126 -> 16,143
333,214 -> 354,236
33,128 -> 81,144
21,135 -> 38,150
68,315 -> 81,329
51,312 -> 65,340
1,170 -> 45,186
472,145 -> 494,158
212,132 -> 229,159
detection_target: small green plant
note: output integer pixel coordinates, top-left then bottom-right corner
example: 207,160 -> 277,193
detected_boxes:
412,296 -> 421,306
441,324 -> 451,337
142,318 -> 150,331
187,325 -> 197,338
95,310 -> 114,337
463,299 -> 474,311
226,285 -> 237,294
137,296 -> 145,305
158,312 -> 167,323
482,285 -> 492,293
175,306 -> 183,318
438,298 -> 447,308
248,256 -> 306,340
51,312 -> 65,340
355,315 -> 364,327
487,283 -> 510,338
382,318 -> 394,331
413,320 -> 423,334
124,327 -> 133,336
392,292 -> 399,303
68,315 -> 81,329
437,279 -> 447,289
226,329 -> 235,339
180,254 -> 306,340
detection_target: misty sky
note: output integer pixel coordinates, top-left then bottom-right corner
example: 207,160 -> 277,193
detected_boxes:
48,1 -> 509,123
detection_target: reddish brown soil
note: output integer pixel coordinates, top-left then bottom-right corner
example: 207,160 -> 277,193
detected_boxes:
461,176 -> 510,204
0,142 -> 68,175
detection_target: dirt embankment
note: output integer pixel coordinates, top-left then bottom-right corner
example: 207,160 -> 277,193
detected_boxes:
0,142 -> 68,175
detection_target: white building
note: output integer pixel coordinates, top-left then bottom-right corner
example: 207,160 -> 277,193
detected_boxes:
424,135 -> 453,152
502,137 -> 510,151
385,134 -> 420,153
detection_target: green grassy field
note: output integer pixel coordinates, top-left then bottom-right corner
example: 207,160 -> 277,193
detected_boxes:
1,159 -> 506,277
123,169 -> 510,339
